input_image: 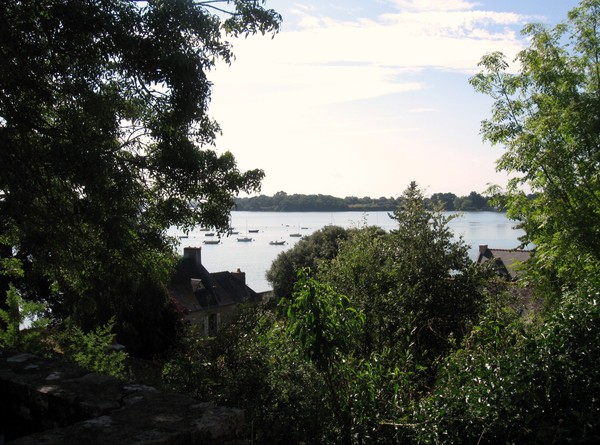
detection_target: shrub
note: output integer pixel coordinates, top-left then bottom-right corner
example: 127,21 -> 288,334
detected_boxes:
0,283 -> 52,356
65,318 -> 128,379
413,285 -> 600,444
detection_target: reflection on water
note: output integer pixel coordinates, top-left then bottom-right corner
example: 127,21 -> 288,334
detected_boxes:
174,211 -> 526,293
447,211 -> 526,256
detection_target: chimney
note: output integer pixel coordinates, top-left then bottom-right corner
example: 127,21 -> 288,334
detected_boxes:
479,245 -> 488,255
231,267 -> 246,286
183,247 -> 202,265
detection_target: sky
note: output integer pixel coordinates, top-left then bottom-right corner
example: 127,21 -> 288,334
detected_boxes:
207,0 -> 581,198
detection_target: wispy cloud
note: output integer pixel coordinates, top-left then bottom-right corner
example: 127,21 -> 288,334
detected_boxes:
208,0 -> 544,196
215,1 -> 529,107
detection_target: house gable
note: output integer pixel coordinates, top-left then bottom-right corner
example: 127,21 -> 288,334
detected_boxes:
477,244 -> 532,280
168,247 -> 261,334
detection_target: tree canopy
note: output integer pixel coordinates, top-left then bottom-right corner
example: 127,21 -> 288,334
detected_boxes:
0,0 -> 280,347
322,182 -> 484,367
470,0 -> 600,291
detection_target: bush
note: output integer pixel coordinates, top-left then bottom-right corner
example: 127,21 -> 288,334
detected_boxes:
414,285 -> 600,444
0,283 -> 52,356
65,318 -> 128,379
163,305 -> 331,444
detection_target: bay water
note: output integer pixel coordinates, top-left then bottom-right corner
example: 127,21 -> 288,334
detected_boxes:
174,211 -> 525,292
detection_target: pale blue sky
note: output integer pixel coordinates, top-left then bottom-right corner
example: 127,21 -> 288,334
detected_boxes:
208,0 -> 580,198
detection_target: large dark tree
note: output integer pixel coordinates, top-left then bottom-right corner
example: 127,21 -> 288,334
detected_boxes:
0,0 -> 280,352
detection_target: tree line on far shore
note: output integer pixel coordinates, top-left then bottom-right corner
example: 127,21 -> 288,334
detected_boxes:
234,190 -> 498,212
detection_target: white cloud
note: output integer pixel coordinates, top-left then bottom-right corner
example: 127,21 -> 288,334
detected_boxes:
208,1 -> 538,196
389,0 -> 477,12
214,2 -> 528,107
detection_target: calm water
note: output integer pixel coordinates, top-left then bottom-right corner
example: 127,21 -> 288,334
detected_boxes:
173,211 -> 525,292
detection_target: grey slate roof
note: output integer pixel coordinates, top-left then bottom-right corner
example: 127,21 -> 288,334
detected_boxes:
168,247 -> 259,314
477,245 -> 532,280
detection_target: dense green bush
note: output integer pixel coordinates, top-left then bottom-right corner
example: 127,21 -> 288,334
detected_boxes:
322,183 -> 485,379
63,318 -> 128,379
414,285 -> 600,444
163,305 -> 332,444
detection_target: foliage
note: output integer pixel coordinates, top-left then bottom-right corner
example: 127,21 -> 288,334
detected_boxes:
286,269 -> 364,372
235,192 -> 395,211
278,179 -> 488,442
429,192 -> 457,211
287,269 -> 370,444
320,225 -> 397,357
0,0 -> 280,351
163,305 -> 331,444
278,182 -> 486,441
343,349 -> 417,444
63,318 -> 128,379
163,186 -> 516,445
164,272 -> 415,445
322,183 -> 485,376
264,192 -> 349,211
235,191 -> 494,212
470,0 -> 600,293
110,278 -> 188,359
403,3 -> 600,442
414,284 -> 600,444
388,182 -> 485,367
266,225 -> 350,299
452,191 -> 491,211
161,2 -> 600,442
0,283 -> 51,356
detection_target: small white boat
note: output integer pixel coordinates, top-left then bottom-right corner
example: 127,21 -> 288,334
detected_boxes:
237,236 -> 253,242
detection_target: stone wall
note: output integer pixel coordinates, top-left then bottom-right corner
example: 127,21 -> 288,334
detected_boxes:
0,349 -> 245,444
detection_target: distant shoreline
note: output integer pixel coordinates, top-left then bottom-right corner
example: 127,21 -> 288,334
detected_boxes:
234,191 -> 500,213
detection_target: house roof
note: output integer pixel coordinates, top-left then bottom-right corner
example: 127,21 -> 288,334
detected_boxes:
168,248 -> 259,314
477,245 -> 532,280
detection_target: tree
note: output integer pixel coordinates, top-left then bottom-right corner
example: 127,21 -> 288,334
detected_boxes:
467,191 -> 489,210
266,225 -> 350,299
0,1 -> 280,350
320,225 -> 395,357
286,270 -> 365,445
163,305 -> 331,444
470,0 -> 600,292
388,182 -> 484,366
415,284 -> 600,444
323,183 -> 484,375
430,192 -> 457,211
